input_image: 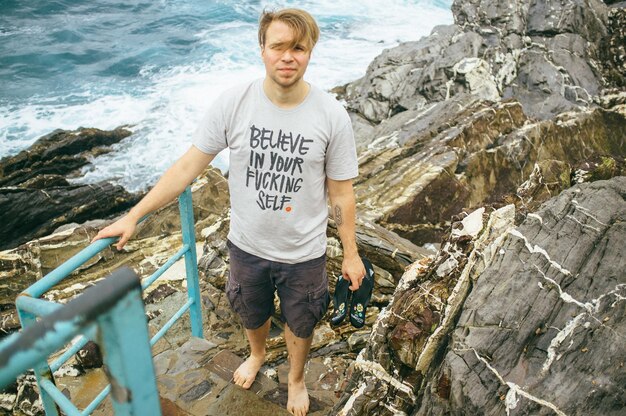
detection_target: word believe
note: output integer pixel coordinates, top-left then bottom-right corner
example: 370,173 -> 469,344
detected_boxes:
249,125 -> 313,155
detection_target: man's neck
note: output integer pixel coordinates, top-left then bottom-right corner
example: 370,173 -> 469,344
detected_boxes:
263,78 -> 310,109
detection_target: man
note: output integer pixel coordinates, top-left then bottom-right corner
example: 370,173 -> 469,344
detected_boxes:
93,8 -> 364,416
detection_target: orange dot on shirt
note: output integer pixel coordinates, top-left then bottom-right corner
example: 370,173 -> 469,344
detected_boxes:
285,206 -> 292,212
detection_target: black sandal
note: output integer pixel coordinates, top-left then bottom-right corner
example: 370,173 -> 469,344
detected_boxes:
330,275 -> 351,326
349,257 -> 375,329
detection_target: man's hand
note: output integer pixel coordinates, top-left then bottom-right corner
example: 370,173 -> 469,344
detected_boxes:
92,214 -> 138,251
342,254 -> 366,291
91,146 -> 216,251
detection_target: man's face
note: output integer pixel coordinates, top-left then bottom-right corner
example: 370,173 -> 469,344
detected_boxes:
261,20 -> 311,90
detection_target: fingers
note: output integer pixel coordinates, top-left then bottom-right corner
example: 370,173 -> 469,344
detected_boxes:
90,216 -> 136,250
91,227 -> 128,251
91,229 -> 106,243
91,226 -> 116,242
115,232 -> 130,251
346,273 -> 362,291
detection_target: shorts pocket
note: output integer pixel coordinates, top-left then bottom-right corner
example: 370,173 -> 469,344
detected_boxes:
225,274 -> 246,316
307,284 -> 330,322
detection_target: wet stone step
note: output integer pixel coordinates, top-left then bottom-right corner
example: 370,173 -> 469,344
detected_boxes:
70,337 -> 337,415
154,339 -> 332,415
203,349 -> 330,416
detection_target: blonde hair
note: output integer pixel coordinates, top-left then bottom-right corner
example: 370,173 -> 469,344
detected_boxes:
258,8 -> 320,51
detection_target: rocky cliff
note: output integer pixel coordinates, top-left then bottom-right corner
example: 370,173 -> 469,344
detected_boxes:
0,128 -> 143,250
0,0 -> 624,415
333,177 -> 625,415
331,0 -> 626,414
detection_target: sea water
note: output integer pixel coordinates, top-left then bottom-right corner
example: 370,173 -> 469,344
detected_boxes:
0,0 -> 453,192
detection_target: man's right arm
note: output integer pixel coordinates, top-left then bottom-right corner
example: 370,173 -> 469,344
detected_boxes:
92,145 -> 216,249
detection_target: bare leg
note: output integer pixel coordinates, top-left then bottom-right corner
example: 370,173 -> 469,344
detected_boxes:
284,323 -> 313,416
233,318 -> 270,389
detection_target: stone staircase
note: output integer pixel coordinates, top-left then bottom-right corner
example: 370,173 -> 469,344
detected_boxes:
88,337 -> 334,415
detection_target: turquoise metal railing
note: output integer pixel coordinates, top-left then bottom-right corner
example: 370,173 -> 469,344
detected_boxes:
0,268 -> 161,415
3,186 -> 203,415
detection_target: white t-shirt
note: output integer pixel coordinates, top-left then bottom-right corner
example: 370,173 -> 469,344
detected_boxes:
193,78 -> 358,263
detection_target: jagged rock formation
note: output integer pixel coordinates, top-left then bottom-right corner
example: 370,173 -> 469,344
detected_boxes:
0,128 -> 131,187
345,0 -> 613,125
345,0 -> 626,247
329,1 -> 626,414
333,177 -> 625,415
599,6 -> 626,87
353,91 -> 625,246
0,128 -> 142,250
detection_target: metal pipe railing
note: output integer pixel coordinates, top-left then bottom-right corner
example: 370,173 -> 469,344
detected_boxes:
5,186 -> 204,415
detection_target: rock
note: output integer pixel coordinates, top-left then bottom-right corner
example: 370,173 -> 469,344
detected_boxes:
418,177 -> 626,415
451,58 -> 500,101
12,373 -> 43,416
347,330 -> 370,352
346,0 -> 611,123
0,181 -> 141,250
353,98 -> 625,247
76,341 -> 102,370
572,155 -> 626,184
345,25 -> 466,124
0,127 -> 132,187
181,380 -> 212,402
334,177 -> 626,415
144,283 -> 177,305
330,203 -> 518,414
599,7 -> 626,87
0,127 -> 143,250
516,159 -> 572,214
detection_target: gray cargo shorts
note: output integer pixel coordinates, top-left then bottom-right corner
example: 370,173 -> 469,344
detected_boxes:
226,240 -> 330,339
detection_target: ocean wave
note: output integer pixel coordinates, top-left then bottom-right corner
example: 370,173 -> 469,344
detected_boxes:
0,0 -> 453,192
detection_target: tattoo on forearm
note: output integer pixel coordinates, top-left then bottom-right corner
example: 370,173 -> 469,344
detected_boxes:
334,205 -> 343,226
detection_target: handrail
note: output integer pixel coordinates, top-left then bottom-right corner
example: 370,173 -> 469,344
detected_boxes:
7,186 -> 203,415
0,268 -> 161,415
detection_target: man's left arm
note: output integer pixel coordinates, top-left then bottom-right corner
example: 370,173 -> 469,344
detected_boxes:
327,178 -> 366,290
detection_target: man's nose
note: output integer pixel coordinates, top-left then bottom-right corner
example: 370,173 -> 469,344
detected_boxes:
281,50 -> 294,61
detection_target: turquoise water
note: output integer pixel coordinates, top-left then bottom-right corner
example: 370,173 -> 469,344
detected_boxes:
0,0 -> 453,191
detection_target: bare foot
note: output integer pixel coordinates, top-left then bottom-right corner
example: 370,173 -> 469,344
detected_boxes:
233,354 -> 264,389
287,376 -> 309,416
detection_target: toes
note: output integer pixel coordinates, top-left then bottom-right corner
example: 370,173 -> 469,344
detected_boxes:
242,377 -> 254,389
233,371 -> 245,386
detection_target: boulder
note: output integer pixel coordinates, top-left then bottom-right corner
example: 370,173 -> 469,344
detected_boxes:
333,177 -> 626,415
345,0 -> 611,124
353,97 -> 625,246
0,127 -> 132,187
0,127 -> 142,250
417,176 -> 626,415
0,181 -> 141,250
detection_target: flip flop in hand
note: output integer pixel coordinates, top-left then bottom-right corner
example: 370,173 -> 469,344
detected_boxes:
349,257 -> 375,329
330,275 -> 351,326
